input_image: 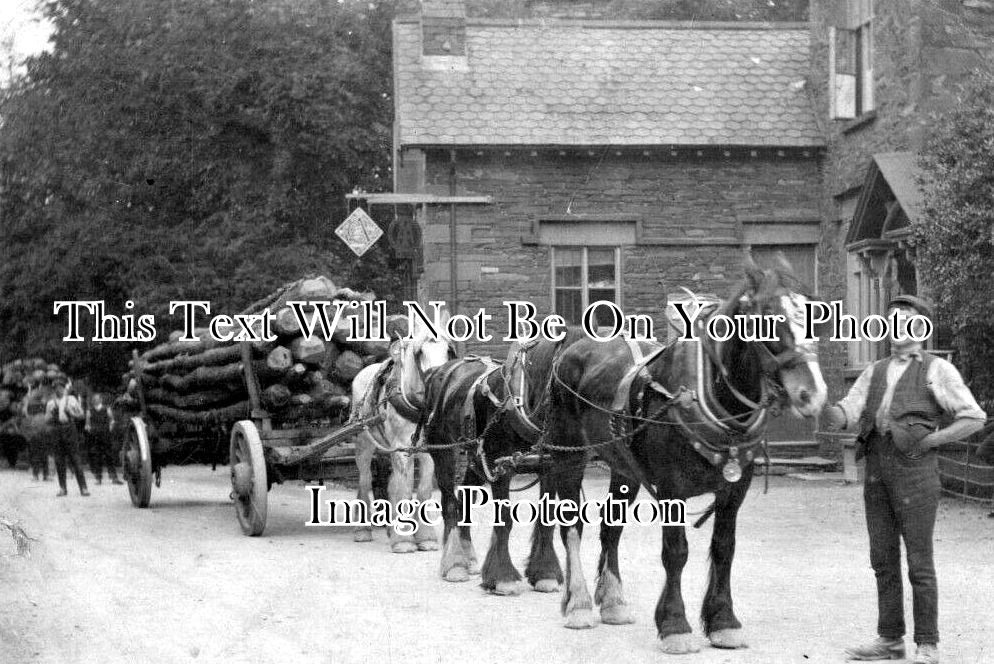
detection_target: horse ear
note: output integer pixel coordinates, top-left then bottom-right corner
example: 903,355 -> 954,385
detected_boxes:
772,251 -> 800,285
743,252 -> 765,289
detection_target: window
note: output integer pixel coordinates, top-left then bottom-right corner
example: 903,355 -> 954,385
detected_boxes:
847,251 -> 881,368
830,0 -> 874,119
552,246 -> 620,326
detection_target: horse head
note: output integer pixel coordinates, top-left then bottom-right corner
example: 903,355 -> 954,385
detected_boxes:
390,309 -> 456,407
726,253 -> 827,418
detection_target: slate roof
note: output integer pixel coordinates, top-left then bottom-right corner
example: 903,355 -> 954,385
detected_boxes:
847,152 -> 929,244
874,152 -> 926,225
394,19 -> 825,148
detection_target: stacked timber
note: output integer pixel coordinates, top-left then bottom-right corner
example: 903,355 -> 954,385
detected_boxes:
123,276 -> 399,426
1,358 -> 72,421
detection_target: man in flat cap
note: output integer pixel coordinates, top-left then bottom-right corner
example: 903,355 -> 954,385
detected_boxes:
823,294 -> 985,664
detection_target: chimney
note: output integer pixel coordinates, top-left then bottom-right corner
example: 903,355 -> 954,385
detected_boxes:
421,0 -> 466,56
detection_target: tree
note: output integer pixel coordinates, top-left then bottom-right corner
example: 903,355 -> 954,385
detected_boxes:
913,69 -> 994,405
0,0 -> 400,388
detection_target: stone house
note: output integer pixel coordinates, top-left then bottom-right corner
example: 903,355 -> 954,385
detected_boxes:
353,0 -> 830,441
355,0 -> 993,443
808,0 -> 994,391
380,0 -> 824,341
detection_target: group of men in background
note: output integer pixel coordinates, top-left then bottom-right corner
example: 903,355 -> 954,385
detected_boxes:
7,377 -> 123,496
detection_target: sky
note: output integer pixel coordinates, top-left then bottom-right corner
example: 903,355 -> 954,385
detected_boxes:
0,0 -> 53,80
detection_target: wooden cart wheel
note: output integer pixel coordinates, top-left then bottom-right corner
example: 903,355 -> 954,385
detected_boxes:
124,416 -> 153,508
230,420 -> 268,536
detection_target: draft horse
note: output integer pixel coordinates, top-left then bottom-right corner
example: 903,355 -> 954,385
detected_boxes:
350,312 -> 454,553
545,260 -> 827,652
419,327 -> 587,594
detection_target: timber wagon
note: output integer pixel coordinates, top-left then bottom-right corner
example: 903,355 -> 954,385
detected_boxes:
119,276 -> 389,536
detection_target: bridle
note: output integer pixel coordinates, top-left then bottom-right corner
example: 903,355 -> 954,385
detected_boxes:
389,333 -> 453,415
701,290 -> 817,414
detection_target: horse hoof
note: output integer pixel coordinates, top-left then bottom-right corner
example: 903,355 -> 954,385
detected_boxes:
467,563 -> 481,576
416,540 -> 439,552
353,529 -> 373,543
533,579 -> 560,593
564,609 -> 597,630
659,633 -> 700,655
709,628 -> 748,649
391,541 -> 418,554
600,604 -> 635,625
492,581 -> 522,596
443,566 -> 470,582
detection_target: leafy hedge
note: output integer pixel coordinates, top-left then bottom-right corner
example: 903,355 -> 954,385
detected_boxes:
913,69 -> 994,406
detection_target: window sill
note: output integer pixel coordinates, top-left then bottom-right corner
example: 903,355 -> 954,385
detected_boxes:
839,110 -> 878,135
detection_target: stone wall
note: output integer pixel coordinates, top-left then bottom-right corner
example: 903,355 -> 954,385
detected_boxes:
416,149 -> 822,358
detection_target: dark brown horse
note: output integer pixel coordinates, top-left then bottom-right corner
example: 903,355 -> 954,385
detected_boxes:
419,328 -> 587,594
544,262 -> 827,652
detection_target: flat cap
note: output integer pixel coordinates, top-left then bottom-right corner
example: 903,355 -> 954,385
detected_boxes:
887,294 -> 933,319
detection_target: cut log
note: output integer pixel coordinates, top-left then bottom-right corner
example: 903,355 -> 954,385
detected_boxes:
290,336 -> 326,366
154,360 -> 288,393
147,402 -> 250,424
332,287 -> 375,302
144,388 -> 238,410
266,347 -> 293,372
273,397 -> 351,423
238,278 -> 305,317
361,339 -> 391,361
262,384 -> 292,410
139,344 -> 246,375
291,393 -> 313,406
141,338 -> 203,362
273,307 -> 302,337
260,276 -> 340,316
319,344 -> 341,376
334,351 -> 363,382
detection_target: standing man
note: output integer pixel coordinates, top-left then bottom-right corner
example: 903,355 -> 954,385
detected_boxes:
823,295 -> 986,664
85,392 -> 122,485
46,378 -> 89,497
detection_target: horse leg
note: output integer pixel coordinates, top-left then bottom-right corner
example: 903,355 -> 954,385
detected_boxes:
458,465 -> 482,576
557,456 -> 596,629
413,452 -> 439,551
386,450 -> 417,554
656,523 -> 699,654
701,483 -> 749,649
524,469 -> 564,593
480,472 -> 522,595
352,435 -> 375,543
436,447 -> 473,581
595,472 -> 639,625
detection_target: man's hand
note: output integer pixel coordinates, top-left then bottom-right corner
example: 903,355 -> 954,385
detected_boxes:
918,432 -> 942,450
821,404 -> 847,432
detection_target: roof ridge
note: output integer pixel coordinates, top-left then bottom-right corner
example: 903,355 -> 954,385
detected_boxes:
395,16 -> 809,30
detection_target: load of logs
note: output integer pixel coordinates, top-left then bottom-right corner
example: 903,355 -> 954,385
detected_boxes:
1,358 -> 71,421
123,276 -> 398,426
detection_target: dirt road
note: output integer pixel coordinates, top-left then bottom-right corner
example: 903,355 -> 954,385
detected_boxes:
1,465 -> 991,664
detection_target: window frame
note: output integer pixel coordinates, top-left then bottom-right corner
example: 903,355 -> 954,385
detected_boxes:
829,2 -> 874,120
550,245 -> 622,325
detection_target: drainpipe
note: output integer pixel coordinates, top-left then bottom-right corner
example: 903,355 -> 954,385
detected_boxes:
449,149 -> 458,317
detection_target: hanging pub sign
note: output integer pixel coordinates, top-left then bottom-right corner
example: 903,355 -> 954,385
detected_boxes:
335,207 -> 383,257
386,218 -> 419,258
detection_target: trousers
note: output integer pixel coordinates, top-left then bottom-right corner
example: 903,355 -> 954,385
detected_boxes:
53,422 -> 88,493
863,432 -> 940,644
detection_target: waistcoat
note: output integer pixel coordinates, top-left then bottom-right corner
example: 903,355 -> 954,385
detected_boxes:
858,353 -> 942,440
